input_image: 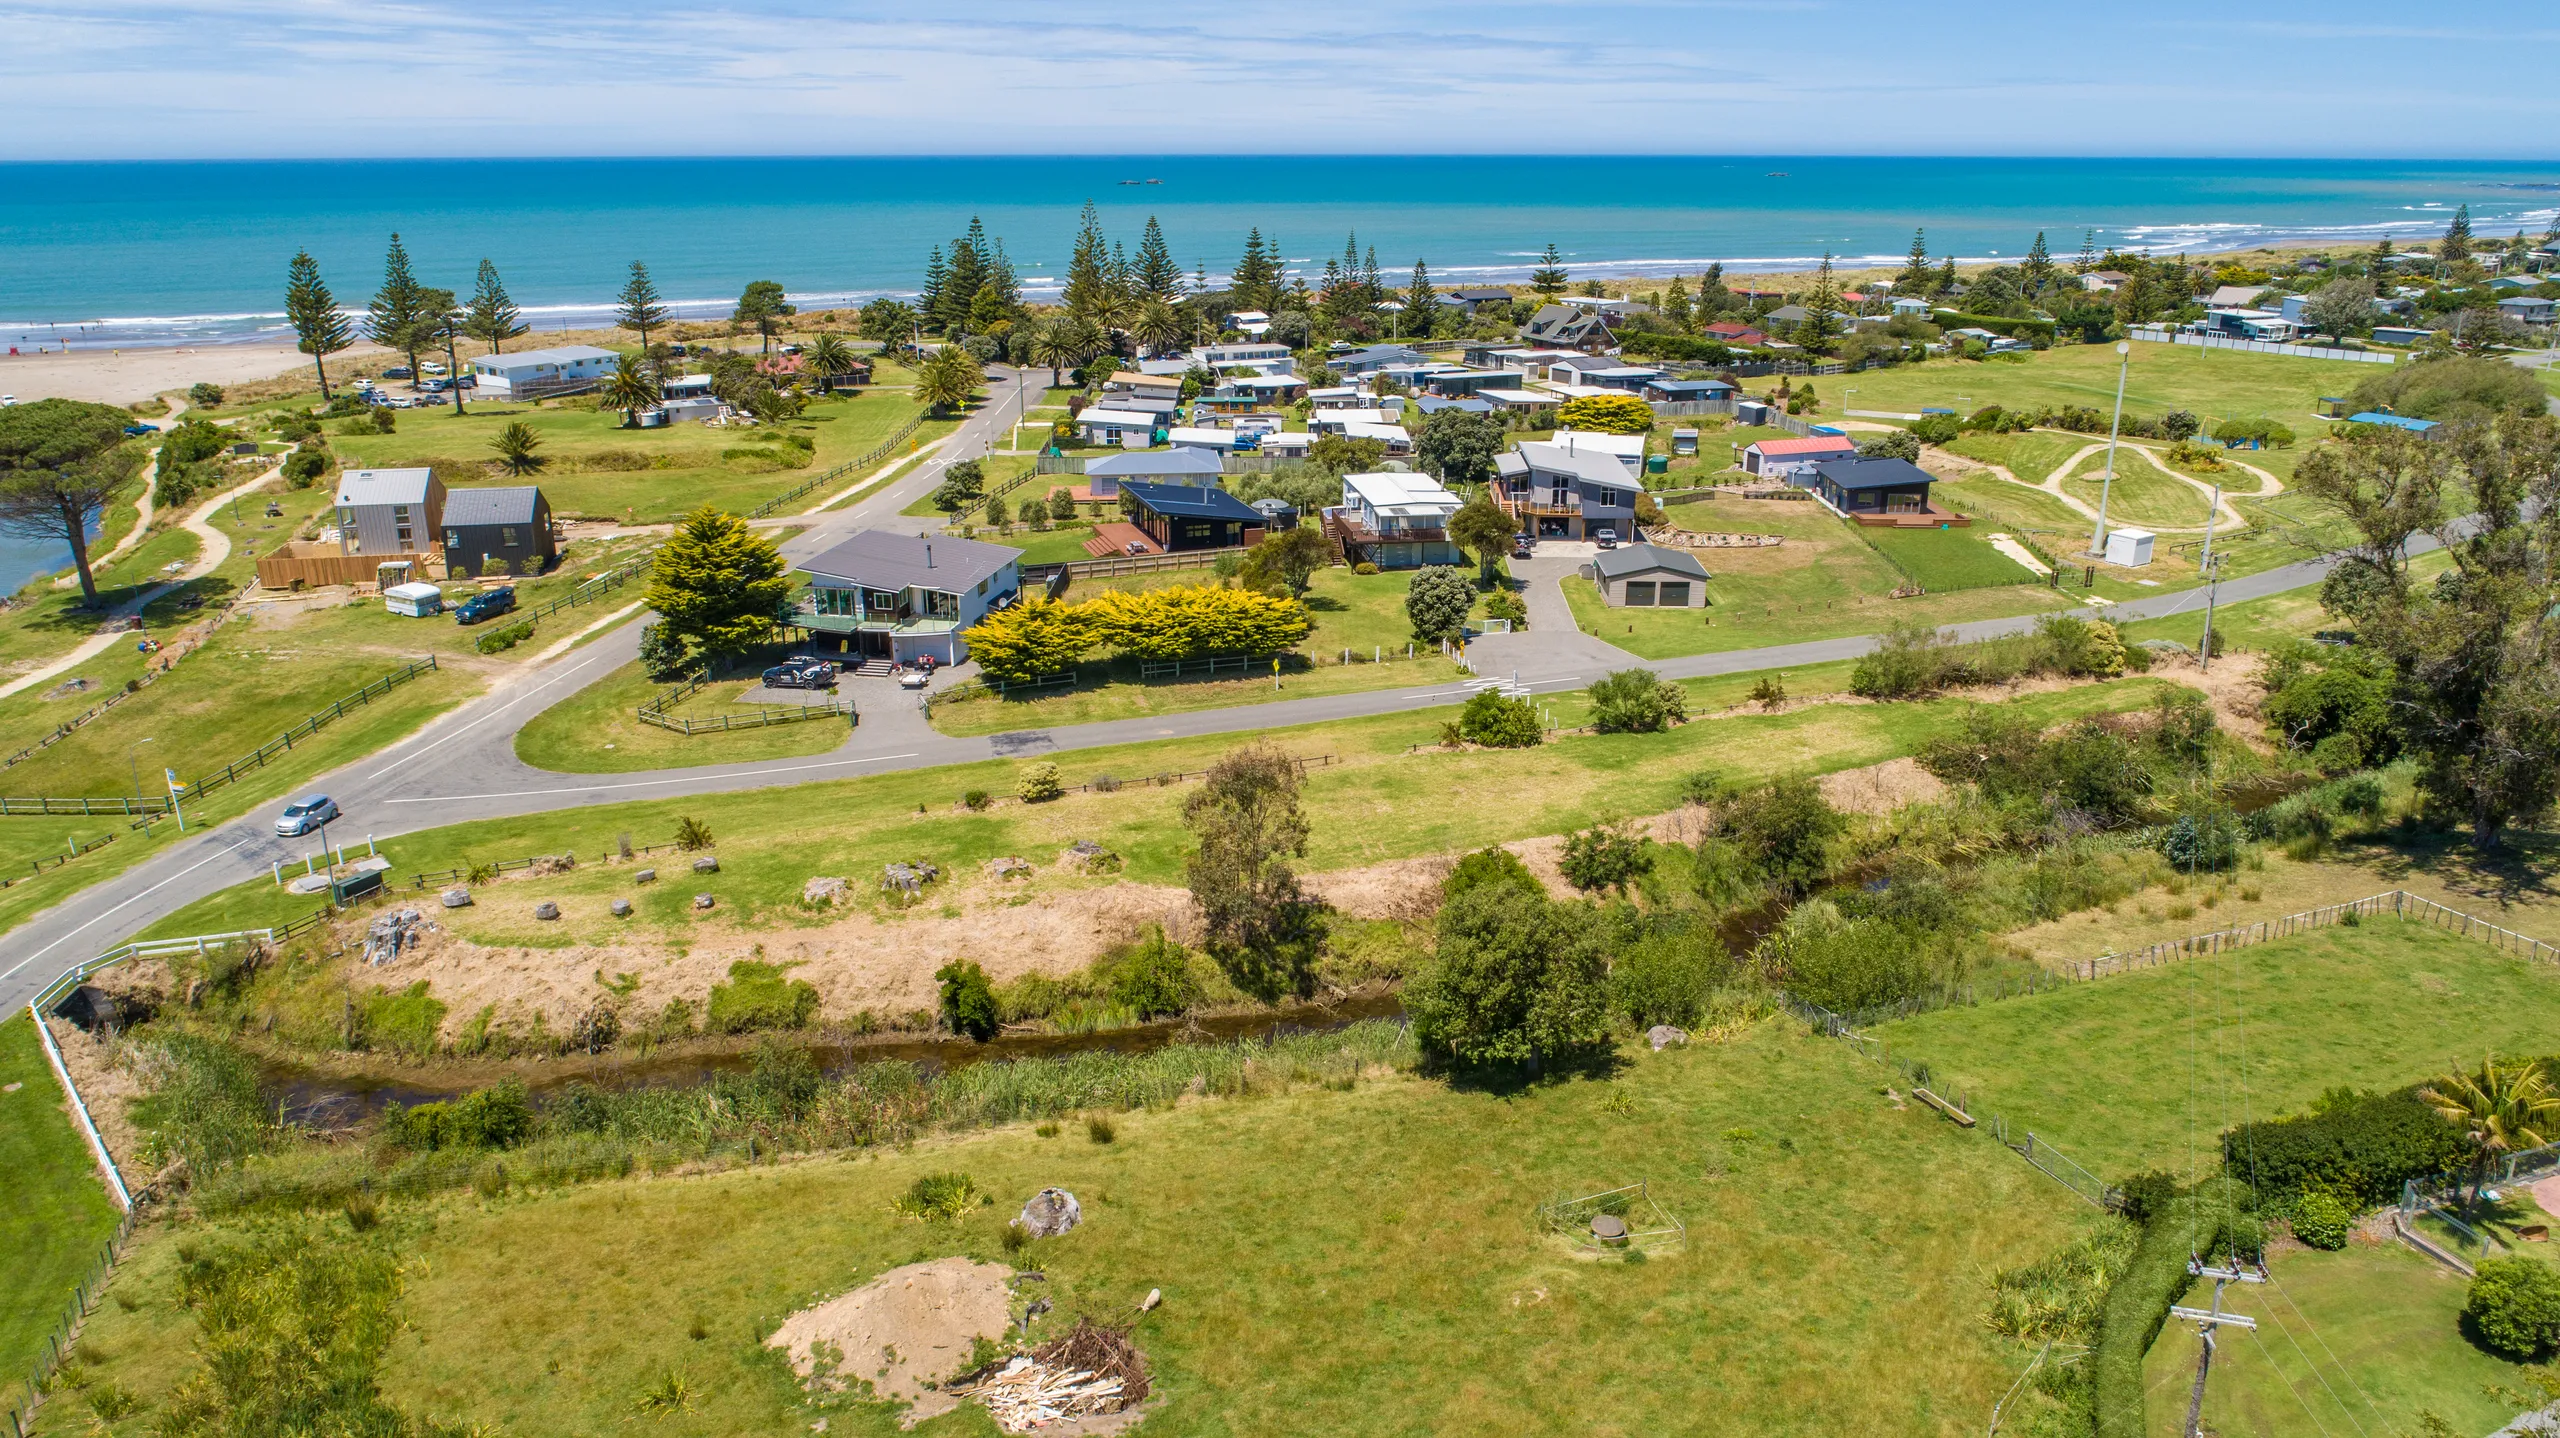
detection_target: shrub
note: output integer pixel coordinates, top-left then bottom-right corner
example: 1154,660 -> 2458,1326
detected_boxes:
1857,428 -> 1920,462
1018,761 -> 1063,803
1353,561 -> 1379,575
962,789 -> 991,811
1445,846 -> 1542,901
1109,927 -> 1200,1019
1586,667 -> 1685,733
383,1080 -> 532,1153
281,445 -> 331,488
2220,1087 -> 2466,1207
1559,823 -> 1647,894
705,961 -> 820,1034
1482,589 -> 1528,627
1085,1113 -> 1117,1144
2158,809 -> 2242,872
1457,689 -> 1542,747
1850,619 -> 1948,699
473,618 -> 535,655
1720,777 -> 1845,896
1404,565 -> 1476,644
2289,1190 -> 2350,1249
673,817 -> 713,850
1911,414 -> 1960,444
938,959 -> 1000,1040
897,1172 -> 981,1221
1610,919 -> 1732,1028
2471,1258 -> 2560,1359
1553,393 -> 1656,435
638,622 -> 694,682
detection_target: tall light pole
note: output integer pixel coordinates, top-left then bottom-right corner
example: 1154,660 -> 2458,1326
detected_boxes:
2090,339 -> 2131,559
2197,477 -> 2225,672
126,736 -> 154,801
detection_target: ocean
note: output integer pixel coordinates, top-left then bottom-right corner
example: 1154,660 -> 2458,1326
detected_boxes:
4,155 -> 2556,352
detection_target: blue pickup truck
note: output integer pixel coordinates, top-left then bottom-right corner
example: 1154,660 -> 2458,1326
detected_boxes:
452,587 -> 516,625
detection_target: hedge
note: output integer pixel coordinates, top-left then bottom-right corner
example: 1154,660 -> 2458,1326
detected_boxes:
2218,1087 -> 2466,1209
2094,1192 -> 2259,1438
1933,312 -> 2058,342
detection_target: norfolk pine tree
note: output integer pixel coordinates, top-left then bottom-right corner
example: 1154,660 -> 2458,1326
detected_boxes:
1404,259 -> 1440,336
1795,253 -> 1845,355
646,504 -> 793,664
285,250 -> 354,399
1530,243 -> 1569,296
1896,230 -> 1932,293
732,280 -> 794,353
617,261 -> 670,349
464,260 -> 527,354
366,232 -> 433,381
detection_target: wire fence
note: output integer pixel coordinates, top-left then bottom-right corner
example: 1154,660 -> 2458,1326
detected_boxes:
2080,889 -> 2560,978
748,411 -> 929,519
518,552 -> 654,625
634,668 -> 856,734
3,1205 -> 137,1438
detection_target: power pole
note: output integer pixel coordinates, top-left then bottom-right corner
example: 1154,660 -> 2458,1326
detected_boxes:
2173,1260 -> 2264,1438
2090,340 -> 2131,558
2196,476 -> 2225,671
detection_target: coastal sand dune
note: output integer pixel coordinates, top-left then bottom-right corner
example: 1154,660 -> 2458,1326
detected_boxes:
0,342 -> 382,406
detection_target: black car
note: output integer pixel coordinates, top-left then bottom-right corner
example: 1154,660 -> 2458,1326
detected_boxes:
761,657 -> 837,690
452,587 -> 515,625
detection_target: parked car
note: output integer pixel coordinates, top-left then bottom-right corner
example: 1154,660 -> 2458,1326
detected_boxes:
422,361 -> 447,375
123,423 -> 159,437
1594,528 -> 1620,549
418,378 -> 449,394
898,669 -> 931,690
761,657 -> 837,690
275,794 -> 339,836
452,586 -> 516,625
1512,535 -> 1534,559
382,365 -> 413,380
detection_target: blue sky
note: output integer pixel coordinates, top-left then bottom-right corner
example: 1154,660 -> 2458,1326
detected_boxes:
4,1 -> 2558,160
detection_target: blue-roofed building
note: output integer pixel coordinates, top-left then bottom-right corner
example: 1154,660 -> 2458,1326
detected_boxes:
1640,377 -> 1735,404
1120,480 -> 1267,552
1412,395 -> 1494,416
1082,446 -> 1224,501
2346,412 -> 2442,439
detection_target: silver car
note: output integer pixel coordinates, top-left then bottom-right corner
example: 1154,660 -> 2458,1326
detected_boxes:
275,794 -> 339,836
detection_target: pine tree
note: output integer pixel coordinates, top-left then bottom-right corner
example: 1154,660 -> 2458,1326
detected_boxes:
2022,231 -> 2054,294
284,250 -> 353,399
1362,245 -> 1383,308
1933,257 -> 1958,297
919,246 -> 950,333
1529,243 -> 1568,296
644,504 -> 793,664
2440,203 -> 2474,264
464,259 -> 526,354
1135,216 -> 1183,302
1063,201 -> 1112,323
367,232 -> 431,379
2076,230 -> 2098,275
1795,253 -> 1844,355
1895,229 -> 1931,292
1662,274 -> 1692,330
941,221 -> 991,334
1231,228 -> 1281,313
616,261 -> 669,349
1405,259 -> 1439,337
1698,262 -> 1730,318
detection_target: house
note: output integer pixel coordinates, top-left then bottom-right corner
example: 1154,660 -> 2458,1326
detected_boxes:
1805,455 -> 1957,526
1080,447 -> 1227,501
1164,426 -> 1242,453
1545,428 -> 1646,474
2489,275 -> 2541,293
1446,287 -> 1515,315
1073,406 -> 1161,447
1480,389 -> 1559,415
1104,371 -> 1184,399
1699,321 -> 1769,347
1496,441 -> 1640,541
1226,373 -> 1307,404
467,344 -> 619,397
2499,296 -> 2556,325
1327,344 -> 1429,376
2199,308 -> 2303,341
333,467 -> 446,558
1412,395 -> 1495,416
1521,304 -> 1617,352
1642,377 -> 1735,404
1585,544 -> 1711,608
793,530 -> 1023,667
2347,412 -> 2442,439
1889,296 -> 1933,317
1255,430 -> 1316,457
1193,341 -> 1294,370
663,374 -> 716,401
1422,368 -> 1526,397
2082,271 -> 2131,293
2371,326 -> 2435,347
1739,435 -> 1857,478
1106,393 -> 1182,418
440,486 -> 555,580
2206,285 -> 2271,308
1121,480 -> 1267,553
1465,345 -> 1569,371
1765,304 -> 1812,328
1341,420 -> 1412,455
1226,309 -> 1272,335
1546,356 -> 1661,390
1308,386 -> 1367,410
1329,472 -> 1464,569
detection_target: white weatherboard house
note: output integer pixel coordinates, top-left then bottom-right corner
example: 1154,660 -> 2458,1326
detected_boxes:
469,344 -> 619,396
1331,471 -> 1463,570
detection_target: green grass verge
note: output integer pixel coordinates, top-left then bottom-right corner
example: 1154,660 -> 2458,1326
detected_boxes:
1858,523 -> 2046,592
0,1016 -> 121,1390
1818,343 -> 2379,425
512,656 -> 854,774
1869,919 -> 2560,1181
69,1023 -> 2105,1437
1942,430 -> 2093,485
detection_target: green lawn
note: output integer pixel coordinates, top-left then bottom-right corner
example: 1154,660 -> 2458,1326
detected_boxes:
262,530 -> 661,665
2138,1241 -> 2532,1438
64,1023 -> 2105,1438
1933,474 -> 2091,535
149,673 -> 2172,955
2058,447 -> 2217,530
513,652 -> 854,774
1858,523 -> 2046,592
1941,430 -> 2092,485
1822,342 -> 2379,427
1869,920 -> 2560,1181
0,1016 -> 121,1395
327,389 -> 930,523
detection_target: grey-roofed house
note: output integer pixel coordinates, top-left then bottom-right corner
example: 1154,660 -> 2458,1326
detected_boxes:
333,467 -> 446,559
1521,304 -> 1618,352
792,530 -> 1023,667
1546,356 -> 1661,390
1121,480 -> 1267,552
1585,544 -> 1711,608
1642,377 -> 1735,404
1446,286 -> 1516,315
1497,441 -> 1641,542
1080,446 -> 1225,501
1327,344 -> 1430,376
1807,455 -> 1961,526
440,486 -> 555,579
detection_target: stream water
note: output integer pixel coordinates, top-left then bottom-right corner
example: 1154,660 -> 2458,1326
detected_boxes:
263,992 -> 1409,1128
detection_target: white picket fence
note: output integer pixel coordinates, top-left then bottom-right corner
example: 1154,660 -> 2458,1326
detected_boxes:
2127,326 -> 2399,364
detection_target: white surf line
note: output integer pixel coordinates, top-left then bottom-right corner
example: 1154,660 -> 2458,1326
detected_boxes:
364,641 -> 631,780
0,836 -> 260,984
383,753 -> 923,802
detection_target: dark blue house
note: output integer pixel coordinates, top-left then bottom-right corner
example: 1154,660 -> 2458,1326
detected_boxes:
1120,480 -> 1268,552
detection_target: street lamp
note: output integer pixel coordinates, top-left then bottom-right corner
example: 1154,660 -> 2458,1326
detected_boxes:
126,736 -> 154,801
2090,339 -> 2131,560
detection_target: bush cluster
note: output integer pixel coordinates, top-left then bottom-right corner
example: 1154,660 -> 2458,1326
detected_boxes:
1851,614 -> 2129,701
962,584 -> 1315,683
2218,1086 -> 2467,1208
473,618 -> 536,655
704,960 -> 821,1034
382,1079 -> 535,1153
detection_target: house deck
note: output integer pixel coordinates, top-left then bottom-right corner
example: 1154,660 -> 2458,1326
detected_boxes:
1083,521 -> 1165,558
1849,502 -> 1972,529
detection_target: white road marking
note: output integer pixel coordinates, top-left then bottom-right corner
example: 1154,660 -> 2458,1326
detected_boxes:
0,836 -> 260,984
382,753 -> 922,802
364,642 -> 629,780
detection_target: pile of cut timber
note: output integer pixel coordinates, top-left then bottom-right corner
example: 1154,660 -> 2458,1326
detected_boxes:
953,1318 -> 1149,1432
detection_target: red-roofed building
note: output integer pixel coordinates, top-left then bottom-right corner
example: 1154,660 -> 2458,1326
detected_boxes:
1700,322 -> 1769,347
1740,434 -> 1859,478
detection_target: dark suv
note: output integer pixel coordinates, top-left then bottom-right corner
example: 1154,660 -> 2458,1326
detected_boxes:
452,587 -> 516,625
761,657 -> 837,690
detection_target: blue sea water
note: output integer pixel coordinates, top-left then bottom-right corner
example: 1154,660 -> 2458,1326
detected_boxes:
3,155 -> 2556,351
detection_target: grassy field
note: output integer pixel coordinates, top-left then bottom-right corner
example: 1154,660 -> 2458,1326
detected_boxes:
1859,522 -> 2045,592
0,1016 -> 122,1396
326,389 -> 931,523
513,652 -> 854,774
2058,446 -> 2217,531
1825,342 -> 2376,426
144,671 -> 2173,950
1869,920 -> 2560,1182
1942,430 -> 2091,485
2138,1240 -> 2531,1438
62,1023 -> 2106,1437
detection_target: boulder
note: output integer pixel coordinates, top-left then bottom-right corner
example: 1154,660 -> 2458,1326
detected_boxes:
635,868 -> 656,884
440,887 -> 472,909
693,893 -> 716,911
533,901 -> 561,921
802,876 -> 850,906
1646,1025 -> 1689,1052
882,860 -> 940,896
610,898 -> 633,918
1062,840 -> 1122,873
986,855 -> 1033,880
692,855 -> 720,874
1018,1188 -> 1082,1239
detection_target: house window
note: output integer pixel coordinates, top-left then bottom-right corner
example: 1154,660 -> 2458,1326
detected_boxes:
976,578 -> 988,595
444,529 -> 461,548
501,527 -> 520,548
395,528 -> 413,546
1657,582 -> 1691,607
1594,488 -> 1621,508
1624,581 -> 1658,607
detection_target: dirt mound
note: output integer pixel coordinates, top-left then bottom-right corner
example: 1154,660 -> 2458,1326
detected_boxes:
1817,757 -> 1947,816
767,1257 -> 1016,1426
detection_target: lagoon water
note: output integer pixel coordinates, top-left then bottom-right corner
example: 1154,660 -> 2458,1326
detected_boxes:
4,155 -> 2555,350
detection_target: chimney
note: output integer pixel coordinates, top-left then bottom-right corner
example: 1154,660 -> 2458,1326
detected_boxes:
925,542 -> 933,569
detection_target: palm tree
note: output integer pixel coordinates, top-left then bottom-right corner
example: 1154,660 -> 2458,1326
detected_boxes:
804,333 -> 858,395
602,354 -> 661,427
491,421 -> 547,476
2423,1057 -> 2560,1211
1131,299 -> 1183,358
916,346 -> 983,416
1025,320 -> 1074,387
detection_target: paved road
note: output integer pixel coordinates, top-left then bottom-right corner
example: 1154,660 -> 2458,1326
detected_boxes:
0,389 -> 2429,1013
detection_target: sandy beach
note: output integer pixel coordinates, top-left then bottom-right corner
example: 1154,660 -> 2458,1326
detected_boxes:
0,341 -> 385,407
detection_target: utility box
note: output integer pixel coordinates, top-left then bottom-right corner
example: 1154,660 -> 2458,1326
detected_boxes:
1672,427 -> 1698,455
2104,528 -> 2156,568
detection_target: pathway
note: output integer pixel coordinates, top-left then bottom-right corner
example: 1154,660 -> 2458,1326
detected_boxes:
1930,429 -> 2283,540
74,396 -> 189,578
